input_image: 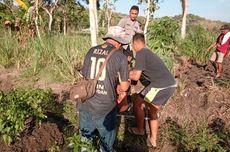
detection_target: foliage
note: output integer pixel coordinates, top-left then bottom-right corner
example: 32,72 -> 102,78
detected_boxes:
67,133 -> 98,152
0,31 -> 17,67
147,17 -> 179,70
0,0 -> 15,24
178,25 -> 215,62
163,118 -> 228,152
0,30 -> 91,82
0,88 -> 54,144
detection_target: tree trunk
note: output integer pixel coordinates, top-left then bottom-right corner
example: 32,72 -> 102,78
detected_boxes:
48,12 -> 53,32
144,0 -> 151,42
105,0 -> 110,30
89,0 -> 98,46
63,15 -> 66,35
180,0 -> 188,39
34,0 -> 41,40
43,7 -> 55,32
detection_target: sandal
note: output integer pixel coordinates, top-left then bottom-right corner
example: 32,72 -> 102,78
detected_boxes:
127,127 -> 145,136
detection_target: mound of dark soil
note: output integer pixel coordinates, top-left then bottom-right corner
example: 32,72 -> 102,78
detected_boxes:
161,56 -> 230,127
0,122 -> 64,152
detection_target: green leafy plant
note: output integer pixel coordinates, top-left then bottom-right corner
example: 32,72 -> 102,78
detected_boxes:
0,88 -> 53,144
179,25 -> 214,62
147,17 -> 179,70
67,133 -> 97,152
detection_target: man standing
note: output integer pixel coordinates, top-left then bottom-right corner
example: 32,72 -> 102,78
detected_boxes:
117,5 -> 143,112
118,5 -> 142,42
79,26 -> 130,152
207,24 -> 230,78
128,33 -> 176,148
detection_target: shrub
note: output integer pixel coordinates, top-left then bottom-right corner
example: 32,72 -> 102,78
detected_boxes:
67,133 -> 98,152
147,17 -> 179,70
178,25 -> 215,62
0,88 -> 54,144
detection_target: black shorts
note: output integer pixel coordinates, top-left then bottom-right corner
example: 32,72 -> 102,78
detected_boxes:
139,84 -> 176,106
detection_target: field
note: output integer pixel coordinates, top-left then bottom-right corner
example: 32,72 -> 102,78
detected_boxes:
0,16 -> 230,152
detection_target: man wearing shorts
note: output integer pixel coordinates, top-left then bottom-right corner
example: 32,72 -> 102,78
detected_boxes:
207,24 -> 230,78
128,33 -> 176,147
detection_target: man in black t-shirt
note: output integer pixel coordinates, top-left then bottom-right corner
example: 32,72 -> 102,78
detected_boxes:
128,33 -> 176,148
80,26 -> 130,152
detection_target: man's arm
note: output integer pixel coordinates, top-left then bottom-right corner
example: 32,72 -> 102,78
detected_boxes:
207,41 -> 217,51
117,17 -> 126,28
117,57 -> 130,93
129,70 -> 142,81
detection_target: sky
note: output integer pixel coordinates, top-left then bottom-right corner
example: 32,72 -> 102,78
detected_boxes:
114,0 -> 230,22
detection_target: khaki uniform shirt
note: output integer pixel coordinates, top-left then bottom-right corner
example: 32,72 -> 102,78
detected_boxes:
118,16 -> 142,42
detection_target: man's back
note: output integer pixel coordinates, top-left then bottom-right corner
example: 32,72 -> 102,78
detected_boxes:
80,43 -> 129,115
135,48 -> 176,88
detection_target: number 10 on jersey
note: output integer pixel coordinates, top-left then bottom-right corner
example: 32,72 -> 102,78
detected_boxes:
90,57 -> 106,81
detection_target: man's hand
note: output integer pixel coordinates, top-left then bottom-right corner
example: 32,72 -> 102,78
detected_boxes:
116,92 -> 127,104
116,84 -> 128,104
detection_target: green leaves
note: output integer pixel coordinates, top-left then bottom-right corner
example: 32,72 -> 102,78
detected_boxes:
179,25 -> 214,62
0,88 -> 52,144
147,17 -> 179,70
67,133 -> 98,152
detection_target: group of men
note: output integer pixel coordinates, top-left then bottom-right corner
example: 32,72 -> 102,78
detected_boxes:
77,5 -> 176,152
76,5 -> 230,152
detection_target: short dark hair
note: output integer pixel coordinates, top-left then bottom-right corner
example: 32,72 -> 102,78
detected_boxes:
130,5 -> 139,12
133,33 -> 145,43
220,24 -> 230,30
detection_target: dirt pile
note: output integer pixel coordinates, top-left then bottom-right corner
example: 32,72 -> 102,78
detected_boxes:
161,56 -> 230,128
0,122 -> 64,152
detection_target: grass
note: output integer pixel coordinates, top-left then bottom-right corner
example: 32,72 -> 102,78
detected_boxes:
0,30 -> 91,83
162,118 -> 229,152
178,25 -> 215,62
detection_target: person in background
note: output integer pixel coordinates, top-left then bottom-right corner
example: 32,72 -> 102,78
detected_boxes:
128,33 -> 176,148
80,26 -> 130,152
117,5 -> 143,112
207,24 -> 230,78
118,5 -> 143,42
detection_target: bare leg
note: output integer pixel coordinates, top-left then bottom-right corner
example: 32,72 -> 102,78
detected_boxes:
216,62 -> 222,77
147,103 -> 160,147
209,60 -> 217,73
117,96 -> 129,113
133,95 -> 145,133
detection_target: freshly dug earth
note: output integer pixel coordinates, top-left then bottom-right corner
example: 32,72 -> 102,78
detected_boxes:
162,56 -> 230,127
0,122 -> 64,152
0,57 -> 230,152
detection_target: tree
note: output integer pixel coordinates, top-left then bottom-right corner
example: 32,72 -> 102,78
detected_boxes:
34,0 -> 41,39
180,0 -> 188,39
139,0 -> 158,42
103,0 -> 117,30
89,0 -> 98,46
42,0 -> 59,32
